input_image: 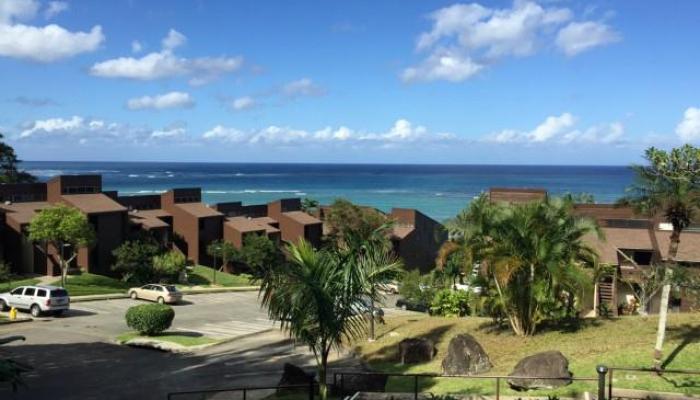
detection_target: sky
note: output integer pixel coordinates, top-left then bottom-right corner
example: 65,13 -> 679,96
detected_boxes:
1,0 -> 699,165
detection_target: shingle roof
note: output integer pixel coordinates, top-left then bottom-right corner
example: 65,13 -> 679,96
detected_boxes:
225,216 -> 281,234
283,211 -> 322,225
175,202 -> 223,218
583,227 -> 656,265
62,194 -> 127,214
656,230 -> 700,263
0,201 -> 50,231
129,209 -> 171,230
391,225 -> 415,240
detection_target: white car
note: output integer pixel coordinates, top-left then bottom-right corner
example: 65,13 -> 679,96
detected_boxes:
0,285 -> 70,317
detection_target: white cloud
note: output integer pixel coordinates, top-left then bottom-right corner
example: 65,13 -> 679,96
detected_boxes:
404,1 -> 620,82
0,0 -> 38,24
231,96 -> 256,111
401,48 -> 483,82
150,126 -> 186,139
556,21 -> 620,56
202,119 -> 458,147
162,29 -> 186,51
127,91 -> 194,110
17,115 -> 187,145
131,40 -> 143,53
90,29 -> 243,84
484,113 -> 627,145
202,125 -> 247,143
0,0 -> 103,63
676,107 -> 700,142
528,113 -> 575,142
282,78 -> 325,98
44,1 -> 68,20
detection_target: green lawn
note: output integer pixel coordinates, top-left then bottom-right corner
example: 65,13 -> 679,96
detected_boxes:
0,277 -> 40,293
117,331 -> 218,347
351,313 -> 700,397
181,265 -> 254,288
50,273 -> 130,296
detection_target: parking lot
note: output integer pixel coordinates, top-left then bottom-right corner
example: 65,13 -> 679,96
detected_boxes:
0,291 -> 410,399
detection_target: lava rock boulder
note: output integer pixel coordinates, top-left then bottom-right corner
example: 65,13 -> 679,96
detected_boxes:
441,334 -> 492,375
398,338 -> 436,364
507,351 -> 573,391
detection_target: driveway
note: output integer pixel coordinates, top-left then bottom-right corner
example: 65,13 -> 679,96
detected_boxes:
0,291 -> 376,399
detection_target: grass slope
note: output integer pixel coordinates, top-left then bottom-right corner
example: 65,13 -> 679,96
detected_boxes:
183,266 -> 253,287
0,277 -> 40,293
50,273 -> 129,296
352,313 -> 700,397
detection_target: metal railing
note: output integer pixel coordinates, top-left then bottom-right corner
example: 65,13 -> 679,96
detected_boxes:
167,382 -> 317,400
333,370 -> 599,400
606,366 -> 700,400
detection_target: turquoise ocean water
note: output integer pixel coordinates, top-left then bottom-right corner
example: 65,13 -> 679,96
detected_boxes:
22,162 -> 634,221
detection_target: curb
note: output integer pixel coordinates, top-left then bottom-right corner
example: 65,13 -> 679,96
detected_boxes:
0,317 -> 33,325
70,286 -> 260,303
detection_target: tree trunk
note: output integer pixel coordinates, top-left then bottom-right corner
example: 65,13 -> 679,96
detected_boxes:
654,228 -> 680,368
318,351 -> 329,400
59,241 -> 67,288
369,297 -> 375,341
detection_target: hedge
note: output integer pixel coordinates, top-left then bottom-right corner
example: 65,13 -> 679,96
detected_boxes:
125,303 -> 175,336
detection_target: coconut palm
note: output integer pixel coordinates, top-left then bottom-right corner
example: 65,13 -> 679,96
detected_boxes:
619,144 -> 700,366
258,239 -> 390,400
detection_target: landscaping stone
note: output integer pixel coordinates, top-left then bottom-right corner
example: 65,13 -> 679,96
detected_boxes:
398,338 -> 436,364
507,350 -> 573,391
441,333 -> 492,375
277,363 -> 315,393
335,368 -> 388,395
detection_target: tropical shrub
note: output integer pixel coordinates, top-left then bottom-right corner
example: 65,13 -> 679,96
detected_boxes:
152,251 -> 187,283
236,234 -> 285,278
125,303 -> 174,336
430,289 -> 470,317
112,238 -> 162,283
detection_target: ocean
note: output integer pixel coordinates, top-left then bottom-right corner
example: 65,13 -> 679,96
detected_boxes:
22,161 -> 634,221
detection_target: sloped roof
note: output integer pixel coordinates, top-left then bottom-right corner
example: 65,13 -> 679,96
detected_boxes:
175,202 -> 223,218
0,201 -> 50,231
283,211 -> 322,225
391,225 -> 415,240
62,194 -> 127,214
129,209 -> 171,230
583,227 -> 656,265
655,230 -> 700,263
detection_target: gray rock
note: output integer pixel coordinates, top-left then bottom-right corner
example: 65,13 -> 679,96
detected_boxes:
398,338 -> 436,364
441,334 -> 492,375
507,351 -> 573,391
335,369 -> 388,395
277,363 -> 315,394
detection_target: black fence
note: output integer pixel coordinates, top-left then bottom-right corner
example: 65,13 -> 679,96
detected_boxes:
166,383 -> 317,400
333,370 -> 599,400
606,366 -> 700,400
167,366 -> 700,400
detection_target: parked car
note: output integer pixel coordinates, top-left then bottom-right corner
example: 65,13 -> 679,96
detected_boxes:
0,285 -> 70,317
129,284 -> 182,304
395,297 -> 431,313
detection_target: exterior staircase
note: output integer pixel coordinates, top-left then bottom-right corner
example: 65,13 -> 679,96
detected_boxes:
598,279 -> 618,317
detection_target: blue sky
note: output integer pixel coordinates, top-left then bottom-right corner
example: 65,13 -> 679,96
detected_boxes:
2,0 -> 699,164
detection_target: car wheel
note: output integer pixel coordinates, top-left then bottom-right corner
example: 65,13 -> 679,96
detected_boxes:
30,304 -> 41,318
130,291 -> 138,300
0,299 -> 8,312
157,297 -> 165,304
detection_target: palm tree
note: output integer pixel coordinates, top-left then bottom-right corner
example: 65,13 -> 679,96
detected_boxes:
619,145 -> 700,366
258,240 -> 379,400
442,196 -> 600,336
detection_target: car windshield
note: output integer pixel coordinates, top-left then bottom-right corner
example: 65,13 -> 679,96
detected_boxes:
164,285 -> 178,293
50,289 -> 69,297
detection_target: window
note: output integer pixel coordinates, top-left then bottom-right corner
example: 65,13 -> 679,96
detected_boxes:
24,288 -> 36,296
36,289 -> 47,297
10,287 -> 24,295
50,289 -> 68,297
155,286 -> 164,292
165,285 -> 178,292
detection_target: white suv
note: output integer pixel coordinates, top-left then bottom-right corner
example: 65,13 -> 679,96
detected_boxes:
0,285 -> 70,317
